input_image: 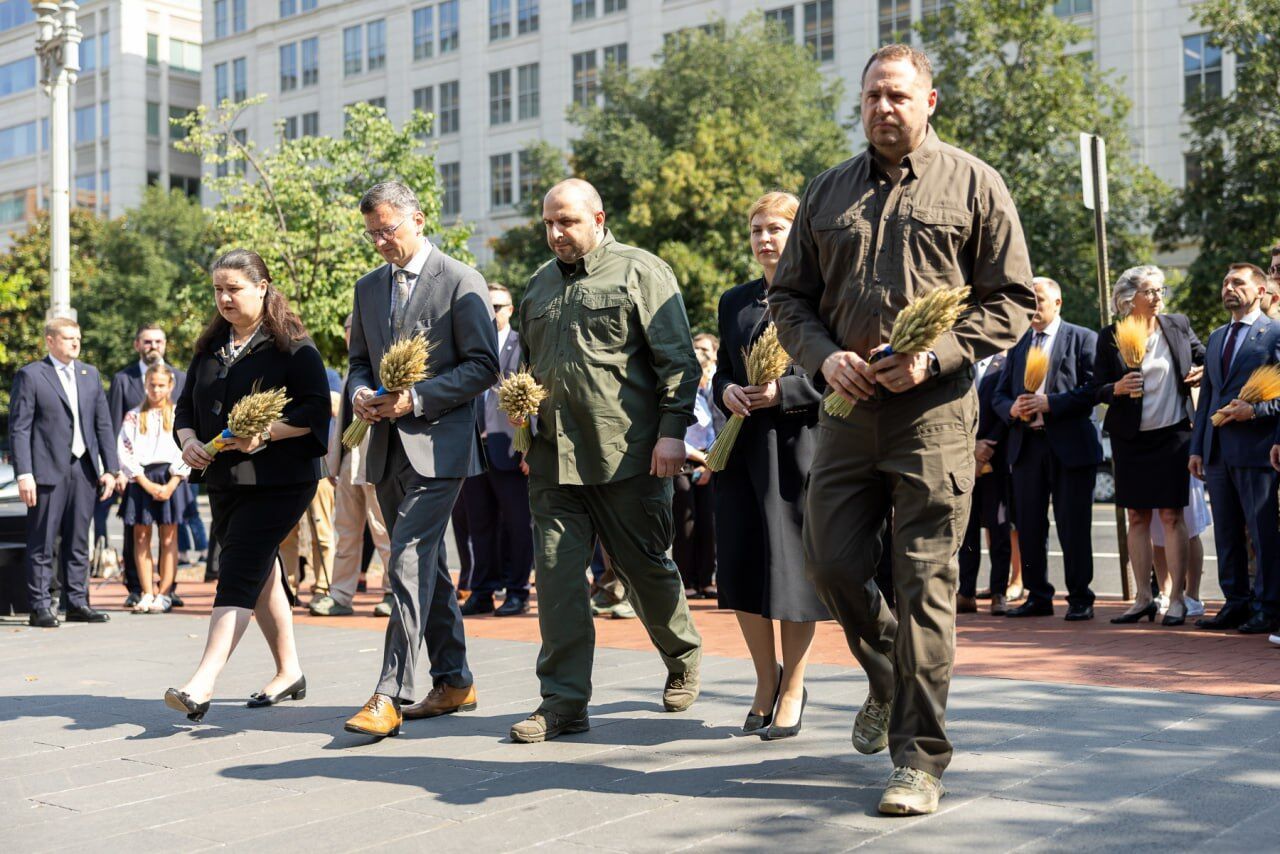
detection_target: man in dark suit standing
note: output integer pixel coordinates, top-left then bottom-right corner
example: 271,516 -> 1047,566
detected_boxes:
343,181 -> 499,739
1193,263 -> 1280,634
994,277 -> 1102,620
459,283 -> 534,618
9,318 -> 118,627
107,323 -> 187,607
958,351 -> 1013,616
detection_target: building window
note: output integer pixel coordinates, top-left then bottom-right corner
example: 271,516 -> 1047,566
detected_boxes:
439,0 -> 459,53
146,33 -> 159,65
572,0 -> 595,22
1052,0 -> 1092,16
234,0 -> 247,31
440,161 -> 460,216
412,5 -> 434,60
367,19 -> 386,71
517,62 -> 539,120
100,102 -> 109,138
80,34 -> 98,71
344,25 -> 363,76
921,0 -> 954,17
169,106 -> 193,141
490,153 -> 513,208
301,37 -> 319,86
283,115 -> 299,139
603,0 -> 626,13
489,69 -> 512,125
804,1 -> 833,62
1184,33 -> 1223,103
169,38 -> 201,73
214,62 -> 228,103
279,0 -> 296,16
232,129 -> 247,175
518,149 -> 538,202
367,96 -> 386,110
490,0 -> 511,41
74,173 -> 97,209
74,106 -> 95,144
518,0 -> 539,35
146,101 -> 160,136
279,43 -> 298,92
302,111 -> 319,136
572,50 -> 598,107
877,0 -> 908,45
1184,154 -> 1202,187
603,43 -> 627,69
0,189 -> 26,224
764,6 -> 795,39
214,0 -> 228,38
0,0 -> 36,35
0,56 -> 35,98
0,120 -> 40,163
438,80 -> 460,134
413,86 -> 434,137
170,174 -> 198,197
233,57 -> 247,101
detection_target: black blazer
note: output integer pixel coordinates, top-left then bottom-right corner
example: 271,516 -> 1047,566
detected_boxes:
976,353 -> 1008,462
9,357 -> 118,484
108,361 -> 187,434
175,329 -> 331,488
993,321 -> 1103,469
1093,313 -> 1205,441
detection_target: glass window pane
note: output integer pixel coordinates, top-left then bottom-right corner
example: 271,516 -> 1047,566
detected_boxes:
413,6 -> 434,60
344,25 -> 363,76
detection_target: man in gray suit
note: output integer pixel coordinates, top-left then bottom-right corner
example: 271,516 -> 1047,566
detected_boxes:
343,182 -> 500,739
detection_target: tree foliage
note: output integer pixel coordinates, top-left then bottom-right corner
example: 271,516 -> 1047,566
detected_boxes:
175,99 -> 471,364
1158,0 -> 1280,337
920,1 -> 1173,329
488,17 -> 850,332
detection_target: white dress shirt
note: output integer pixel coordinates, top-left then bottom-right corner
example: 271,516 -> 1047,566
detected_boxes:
358,239 -> 434,417
117,407 -> 191,479
1028,316 -> 1062,427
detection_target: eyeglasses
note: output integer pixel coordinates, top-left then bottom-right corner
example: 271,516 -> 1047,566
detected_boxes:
1136,287 -> 1168,299
361,217 -> 406,244
1269,264 -> 1280,277
492,303 -> 512,311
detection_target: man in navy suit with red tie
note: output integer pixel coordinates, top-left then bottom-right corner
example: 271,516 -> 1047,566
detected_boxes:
9,318 -> 119,628
1191,263 -> 1280,634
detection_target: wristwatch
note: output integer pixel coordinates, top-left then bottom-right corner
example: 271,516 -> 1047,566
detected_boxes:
259,426 -> 273,443
927,351 -> 941,377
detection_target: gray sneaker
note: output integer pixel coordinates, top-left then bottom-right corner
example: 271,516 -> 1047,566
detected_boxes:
590,590 -> 637,619
309,595 -> 354,617
373,593 -> 393,617
878,766 -> 944,815
509,708 -> 590,743
853,695 -> 891,755
662,667 -> 700,712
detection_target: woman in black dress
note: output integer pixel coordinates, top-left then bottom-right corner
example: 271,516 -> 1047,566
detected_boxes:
1095,265 -> 1205,626
715,192 -> 828,739
166,249 -> 331,721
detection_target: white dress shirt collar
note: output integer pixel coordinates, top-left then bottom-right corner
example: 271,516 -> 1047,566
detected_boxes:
1236,307 -> 1263,328
48,353 -> 73,370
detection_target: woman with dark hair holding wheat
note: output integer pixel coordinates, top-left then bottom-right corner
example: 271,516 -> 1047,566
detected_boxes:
165,248 -> 332,722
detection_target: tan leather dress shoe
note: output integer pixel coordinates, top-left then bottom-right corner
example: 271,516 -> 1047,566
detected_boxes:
344,693 -> 402,737
402,683 -> 478,719
956,594 -> 978,614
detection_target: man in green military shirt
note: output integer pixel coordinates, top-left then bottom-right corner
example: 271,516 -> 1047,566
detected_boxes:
770,45 -> 1035,814
510,178 -> 704,743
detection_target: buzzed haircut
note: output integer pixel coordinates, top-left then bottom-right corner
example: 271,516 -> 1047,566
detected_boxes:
861,43 -> 935,87
545,178 -> 604,214
1229,262 -> 1267,285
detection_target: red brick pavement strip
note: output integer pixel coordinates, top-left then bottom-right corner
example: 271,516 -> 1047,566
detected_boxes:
88,576 -> 1280,701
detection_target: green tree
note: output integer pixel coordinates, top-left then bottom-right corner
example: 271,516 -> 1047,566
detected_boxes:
175,99 -> 471,364
920,1 -> 1173,329
1159,0 -> 1280,337
489,17 -> 849,332
483,141 -> 567,316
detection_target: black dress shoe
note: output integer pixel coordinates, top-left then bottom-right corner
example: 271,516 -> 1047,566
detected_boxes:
1237,613 -> 1280,635
460,593 -> 495,616
169,593 -> 184,608
247,675 -> 307,708
1197,604 -> 1250,630
764,688 -> 807,741
743,665 -> 782,734
1064,604 -> 1094,622
123,592 -> 141,608
494,594 -> 530,617
65,605 -> 110,623
1005,600 -> 1054,618
1111,601 -> 1158,624
164,688 -> 210,722
28,608 -> 59,628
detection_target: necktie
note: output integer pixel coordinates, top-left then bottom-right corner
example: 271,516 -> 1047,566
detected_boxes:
390,269 -> 410,335
1032,330 -> 1047,351
60,364 -> 86,459
1220,321 -> 1244,378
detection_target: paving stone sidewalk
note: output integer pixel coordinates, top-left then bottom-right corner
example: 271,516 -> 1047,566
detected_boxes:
3,614 -> 1279,853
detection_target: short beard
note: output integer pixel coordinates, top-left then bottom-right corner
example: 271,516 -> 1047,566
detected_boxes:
143,350 -> 164,366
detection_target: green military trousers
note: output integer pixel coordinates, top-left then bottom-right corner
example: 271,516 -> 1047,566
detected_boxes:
529,472 -> 703,715
804,374 -> 976,778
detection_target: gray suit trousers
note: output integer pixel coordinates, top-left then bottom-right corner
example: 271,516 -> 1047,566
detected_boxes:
374,430 -> 472,700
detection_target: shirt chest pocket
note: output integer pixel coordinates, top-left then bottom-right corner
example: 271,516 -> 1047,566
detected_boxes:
578,291 -> 632,350
907,205 -> 972,273
522,298 -> 559,361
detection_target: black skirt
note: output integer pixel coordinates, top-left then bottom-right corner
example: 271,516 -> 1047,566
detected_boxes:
207,482 -> 317,608
1112,420 -> 1192,510
121,464 -> 191,526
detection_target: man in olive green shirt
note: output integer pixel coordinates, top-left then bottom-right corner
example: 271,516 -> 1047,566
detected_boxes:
510,178 -> 703,743
770,45 -> 1034,815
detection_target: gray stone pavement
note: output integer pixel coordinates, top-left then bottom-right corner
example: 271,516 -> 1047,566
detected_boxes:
3,613 -> 1279,853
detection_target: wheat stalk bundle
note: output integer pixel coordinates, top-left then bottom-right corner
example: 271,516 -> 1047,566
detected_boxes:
203,383 -> 290,455
1019,345 -> 1050,422
823,285 -> 972,418
496,368 -> 549,454
705,324 -> 791,472
1114,315 -> 1149,399
1211,364 -> 1280,427
341,334 -> 435,449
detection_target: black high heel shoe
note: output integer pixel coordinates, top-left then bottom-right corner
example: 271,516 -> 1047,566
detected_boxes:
165,688 -> 211,722
743,665 -> 783,734
246,675 -> 307,708
1110,601 -> 1158,624
764,688 -> 808,741
1162,603 -> 1187,627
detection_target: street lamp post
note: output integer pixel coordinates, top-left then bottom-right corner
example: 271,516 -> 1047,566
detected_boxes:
31,1 -> 81,321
